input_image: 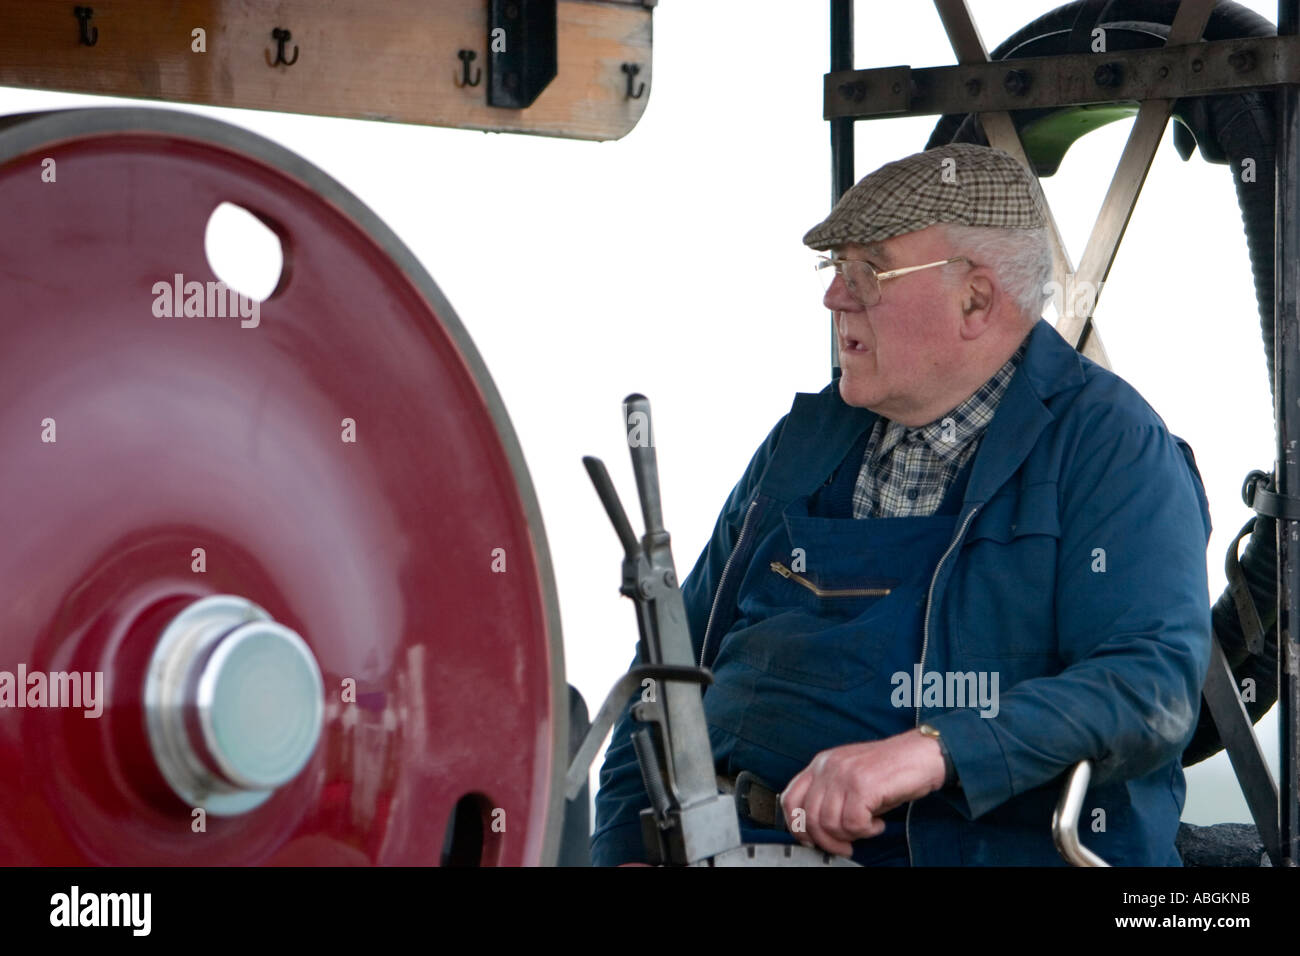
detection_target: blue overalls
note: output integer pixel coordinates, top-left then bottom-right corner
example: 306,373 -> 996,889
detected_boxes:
703,426 -> 976,865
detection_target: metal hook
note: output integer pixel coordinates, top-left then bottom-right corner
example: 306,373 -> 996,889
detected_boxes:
266,27 -> 299,67
73,6 -> 98,47
455,49 -> 481,88
621,63 -> 646,100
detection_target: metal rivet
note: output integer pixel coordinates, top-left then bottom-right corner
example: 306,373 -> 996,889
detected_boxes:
1093,63 -> 1122,87
837,80 -> 866,103
1003,69 -> 1031,96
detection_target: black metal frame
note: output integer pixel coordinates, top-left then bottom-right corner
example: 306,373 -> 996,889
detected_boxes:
829,0 -> 854,372
826,34 -> 1300,120
488,0 -> 559,110
1275,0 -> 1300,868
825,0 -> 1299,866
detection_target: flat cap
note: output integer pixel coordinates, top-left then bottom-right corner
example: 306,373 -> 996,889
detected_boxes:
802,142 -> 1047,250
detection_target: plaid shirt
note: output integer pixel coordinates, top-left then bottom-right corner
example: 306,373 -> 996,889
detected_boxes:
852,340 -> 1028,519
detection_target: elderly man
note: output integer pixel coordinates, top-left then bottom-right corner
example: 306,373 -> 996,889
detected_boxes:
591,142 -> 1213,866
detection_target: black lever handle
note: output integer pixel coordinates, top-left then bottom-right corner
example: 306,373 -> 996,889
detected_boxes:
582,455 -> 640,559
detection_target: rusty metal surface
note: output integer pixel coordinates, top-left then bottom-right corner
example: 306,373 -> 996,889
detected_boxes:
824,33 -> 1300,121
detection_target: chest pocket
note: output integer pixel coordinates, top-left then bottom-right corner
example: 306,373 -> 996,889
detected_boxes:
768,562 -> 900,614
954,482 -> 1061,660
966,481 -> 1060,543
723,562 -> 903,690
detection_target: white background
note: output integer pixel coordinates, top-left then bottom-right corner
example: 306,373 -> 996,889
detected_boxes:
1,0 -> 1283,831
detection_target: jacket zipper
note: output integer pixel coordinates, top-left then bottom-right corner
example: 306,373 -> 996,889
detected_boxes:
699,498 -> 759,668
769,561 -> 892,597
906,503 -> 980,867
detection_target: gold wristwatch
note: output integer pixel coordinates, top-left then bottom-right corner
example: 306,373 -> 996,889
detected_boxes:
919,724 -> 958,788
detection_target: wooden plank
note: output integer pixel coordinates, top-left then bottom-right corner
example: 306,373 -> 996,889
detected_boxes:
0,0 -> 653,141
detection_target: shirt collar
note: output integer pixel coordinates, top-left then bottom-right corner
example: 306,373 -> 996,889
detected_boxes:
876,338 -> 1028,462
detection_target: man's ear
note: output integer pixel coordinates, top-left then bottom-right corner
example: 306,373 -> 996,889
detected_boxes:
958,271 -> 995,337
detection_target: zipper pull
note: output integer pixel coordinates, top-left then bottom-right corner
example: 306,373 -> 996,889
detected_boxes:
770,561 -> 792,578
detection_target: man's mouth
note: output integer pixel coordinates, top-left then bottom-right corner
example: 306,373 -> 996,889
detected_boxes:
837,316 -> 870,353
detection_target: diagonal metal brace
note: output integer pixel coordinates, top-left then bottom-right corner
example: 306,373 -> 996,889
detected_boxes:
1064,0 -> 1217,349
933,0 -> 1108,367
930,0 -> 1216,362
1202,634 -> 1283,864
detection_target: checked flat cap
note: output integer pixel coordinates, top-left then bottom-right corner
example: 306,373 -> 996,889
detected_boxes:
802,142 -> 1047,250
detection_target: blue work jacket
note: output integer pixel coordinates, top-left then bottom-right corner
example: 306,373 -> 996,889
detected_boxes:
591,318 -> 1213,866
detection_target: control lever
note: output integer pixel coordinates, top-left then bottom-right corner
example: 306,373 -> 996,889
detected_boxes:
566,394 -> 857,867
566,394 -> 740,865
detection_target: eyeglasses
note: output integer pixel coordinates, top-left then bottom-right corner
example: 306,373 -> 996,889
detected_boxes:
814,255 -> 969,306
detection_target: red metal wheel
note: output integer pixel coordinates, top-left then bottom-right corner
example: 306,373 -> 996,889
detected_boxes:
0,108 -> 566,865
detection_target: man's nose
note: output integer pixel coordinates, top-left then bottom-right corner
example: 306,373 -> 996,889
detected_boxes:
823,274 -> 863,312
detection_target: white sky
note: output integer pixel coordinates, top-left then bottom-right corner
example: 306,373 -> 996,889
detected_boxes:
2,0 -> 1284,832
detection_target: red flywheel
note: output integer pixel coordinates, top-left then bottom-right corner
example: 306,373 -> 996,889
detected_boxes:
0,108 -> 567,865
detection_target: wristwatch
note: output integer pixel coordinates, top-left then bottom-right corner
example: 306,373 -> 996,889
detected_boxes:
919,723 -> 959,789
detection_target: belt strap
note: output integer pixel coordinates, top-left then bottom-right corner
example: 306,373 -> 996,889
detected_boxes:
717,770 -> 786,830
1243,469 -> 1300,520
1225,516 -> 1267,657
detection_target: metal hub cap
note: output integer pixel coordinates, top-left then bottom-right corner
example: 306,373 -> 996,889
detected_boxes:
144,595 -> 324,815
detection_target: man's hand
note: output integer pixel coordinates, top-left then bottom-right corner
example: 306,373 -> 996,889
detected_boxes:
779,730 -> 947,857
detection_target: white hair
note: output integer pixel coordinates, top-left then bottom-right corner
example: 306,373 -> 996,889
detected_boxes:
939,223 -> 1053,325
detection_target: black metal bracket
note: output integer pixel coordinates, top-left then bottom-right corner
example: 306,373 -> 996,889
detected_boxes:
488,0 -> 558,110
1243,469 -> 1300,520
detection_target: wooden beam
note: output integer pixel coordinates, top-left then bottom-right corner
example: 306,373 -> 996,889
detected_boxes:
0,1 -> 653,141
